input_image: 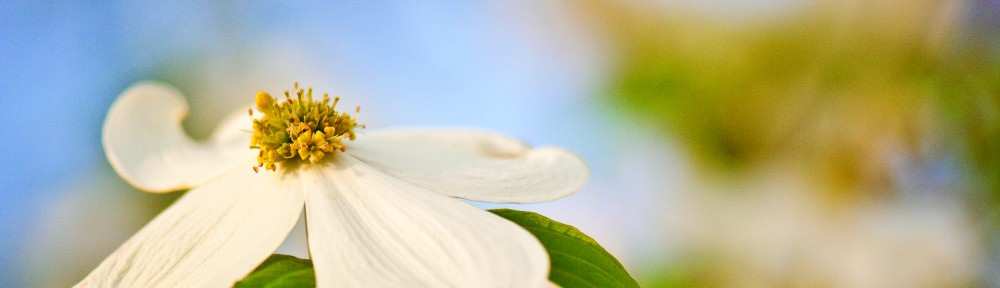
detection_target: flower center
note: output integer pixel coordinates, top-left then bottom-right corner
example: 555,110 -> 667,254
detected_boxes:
250,83 -> 362,172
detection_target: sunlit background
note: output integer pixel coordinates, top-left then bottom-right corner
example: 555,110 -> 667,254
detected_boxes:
2,1 -> 998,287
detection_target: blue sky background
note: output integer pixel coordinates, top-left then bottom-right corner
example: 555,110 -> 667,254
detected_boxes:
0,2 -> 657,286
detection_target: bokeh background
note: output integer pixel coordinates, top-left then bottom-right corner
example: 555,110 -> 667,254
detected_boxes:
2,1 -> 998,287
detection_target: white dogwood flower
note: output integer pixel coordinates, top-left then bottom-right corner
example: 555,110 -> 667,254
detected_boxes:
76,82 -> 588,288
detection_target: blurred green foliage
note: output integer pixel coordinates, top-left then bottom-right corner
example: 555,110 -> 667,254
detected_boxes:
590,0 -> 1000,203
584,0 -> 999,285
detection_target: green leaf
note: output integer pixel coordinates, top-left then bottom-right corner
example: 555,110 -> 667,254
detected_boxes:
490,209 -> 639,288
235,254 -> 315,288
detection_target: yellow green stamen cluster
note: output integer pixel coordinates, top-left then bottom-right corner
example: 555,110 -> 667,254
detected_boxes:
250,83 -> 361,172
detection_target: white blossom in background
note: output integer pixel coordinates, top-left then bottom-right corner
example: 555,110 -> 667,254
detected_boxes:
77,82 -> 588,287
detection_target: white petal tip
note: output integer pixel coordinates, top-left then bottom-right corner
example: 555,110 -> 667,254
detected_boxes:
346,129 -> 591,204
102,82 -> 251,192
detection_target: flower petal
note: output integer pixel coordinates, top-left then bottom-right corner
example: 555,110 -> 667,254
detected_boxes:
302,154 -> 550,288
210,104 -> 255,148
345,128 -> 589,203
75,166 -> 305,288
102,82 -> 254,192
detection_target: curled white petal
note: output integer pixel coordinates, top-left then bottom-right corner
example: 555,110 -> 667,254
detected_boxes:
301,154 -> 550,288
345,128 -> 589,203
75,165 -> 305,288
102,82 -> 254,192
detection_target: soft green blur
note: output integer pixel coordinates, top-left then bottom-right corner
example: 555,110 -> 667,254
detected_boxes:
583,0 -> 998,286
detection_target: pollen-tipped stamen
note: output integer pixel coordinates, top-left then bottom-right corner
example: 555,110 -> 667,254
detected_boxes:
249,83 -> 362,172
